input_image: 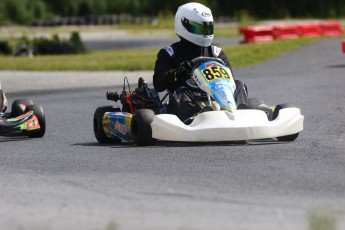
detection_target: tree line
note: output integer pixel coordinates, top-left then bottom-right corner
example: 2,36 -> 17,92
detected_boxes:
1,0 -> 345,25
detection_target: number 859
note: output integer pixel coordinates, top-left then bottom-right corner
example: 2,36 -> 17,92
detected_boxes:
202,66 -> 231,80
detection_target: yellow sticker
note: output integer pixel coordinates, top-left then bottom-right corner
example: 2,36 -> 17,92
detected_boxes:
200,64 -> 232,82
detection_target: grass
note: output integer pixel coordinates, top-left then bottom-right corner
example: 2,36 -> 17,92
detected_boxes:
224,37 -> 323,67
0,48 -> 157,71
0,37 -> 323,71
309,211 -> 337,230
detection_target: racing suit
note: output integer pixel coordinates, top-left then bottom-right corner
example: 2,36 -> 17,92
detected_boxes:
153,38 -> 248,122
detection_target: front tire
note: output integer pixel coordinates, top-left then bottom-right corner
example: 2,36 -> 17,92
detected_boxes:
248,98 -> 266,109
25,104 -> 46,138
131,109 -> 155,146
93,106 -> 121,143
273,103 -> 299,141
11,99 -> 34,117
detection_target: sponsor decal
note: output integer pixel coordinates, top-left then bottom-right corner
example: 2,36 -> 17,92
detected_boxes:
205,63 -> 217,68
213,46 -> 221,57
192,73 -> 203,86
115,121 -> 129,136
30,119 -> 37,127
26,116 -> 40,129
164,46 -> 174,56
201,12 -> 211,17
103,114 -> 111,137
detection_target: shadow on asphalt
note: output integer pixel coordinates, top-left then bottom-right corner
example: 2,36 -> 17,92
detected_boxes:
74,139 -> 286,148
326,64 -> 345,68
0,136 -> 29,142
73,142 -> 135,148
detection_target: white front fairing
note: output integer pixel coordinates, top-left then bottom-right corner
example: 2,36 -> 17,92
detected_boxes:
151,108 -> 304,142
151,58 -> 304,142
192,60 -> 237,112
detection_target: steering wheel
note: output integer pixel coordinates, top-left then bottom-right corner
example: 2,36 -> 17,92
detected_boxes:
182,57 -> 226,91
190,56 -> 225,69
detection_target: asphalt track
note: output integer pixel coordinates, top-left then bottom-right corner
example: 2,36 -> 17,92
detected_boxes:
1,38 -> 345,230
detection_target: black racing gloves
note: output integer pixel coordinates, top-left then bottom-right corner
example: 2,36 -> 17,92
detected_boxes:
173,61 -> 193,83
165,61 -> 193,91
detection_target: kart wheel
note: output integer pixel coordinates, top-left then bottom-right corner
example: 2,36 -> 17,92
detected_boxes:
131,109 -> 156,146
11,99 -> 34,117
276,133 -> 299,142
248,98 -> 275,120
248,98 -> 266,109
93,106 -> 121,143
273,103 -> 299,141
25,104 -> 46,138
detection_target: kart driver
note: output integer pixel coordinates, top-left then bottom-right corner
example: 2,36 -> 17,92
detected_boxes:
153,2 -> 248,122
0,89 -> 7,113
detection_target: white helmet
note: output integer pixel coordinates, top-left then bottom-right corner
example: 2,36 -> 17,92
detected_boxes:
175,2 -> 214,47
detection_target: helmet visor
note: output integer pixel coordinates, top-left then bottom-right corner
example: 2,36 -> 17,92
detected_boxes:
182,17 -> 214,36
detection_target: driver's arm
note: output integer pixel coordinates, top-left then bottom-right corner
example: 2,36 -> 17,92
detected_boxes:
153,49 -> 179,92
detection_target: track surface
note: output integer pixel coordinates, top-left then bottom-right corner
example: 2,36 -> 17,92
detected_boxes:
1,38 -> 345,230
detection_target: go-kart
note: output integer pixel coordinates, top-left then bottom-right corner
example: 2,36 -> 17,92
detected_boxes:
0,98 -> 46,138
94,57 -> 304,146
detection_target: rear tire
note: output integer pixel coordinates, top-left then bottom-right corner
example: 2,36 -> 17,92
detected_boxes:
93,106 -> 121,143
131,109 -> 155,146
11,99 -> 34,117
273,103 -> 299,141
25,104 -> 46,138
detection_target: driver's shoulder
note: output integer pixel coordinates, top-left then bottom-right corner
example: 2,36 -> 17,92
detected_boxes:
162,42 -> 181,57
163,46 -> 175,57
210,45 -> 222,57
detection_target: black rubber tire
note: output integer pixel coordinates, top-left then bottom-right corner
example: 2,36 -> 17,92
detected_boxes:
276,133 -> 299,141
272,103 -> 299,141
131,109 -> 156,146
25,104 -> 46,138
11,99 -> 34,117
248,98 -> 266,109
93,106 -> 121,143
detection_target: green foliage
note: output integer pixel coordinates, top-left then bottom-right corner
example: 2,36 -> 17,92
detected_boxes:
0,0 -> 47,24
0,1 -> 5,23
1,0 -> 345,25
236,10 -> 255,27
69,31 -> 85,53
30,32 -> 85,55
0,41 -> 12,55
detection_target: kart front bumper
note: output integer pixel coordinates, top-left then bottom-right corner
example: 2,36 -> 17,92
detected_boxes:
151,108 -> 304,142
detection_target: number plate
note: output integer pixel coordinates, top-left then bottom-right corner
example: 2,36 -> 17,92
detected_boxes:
196,61 -> 233,82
